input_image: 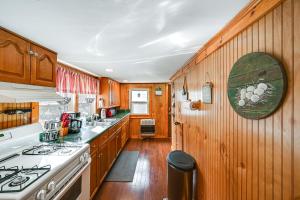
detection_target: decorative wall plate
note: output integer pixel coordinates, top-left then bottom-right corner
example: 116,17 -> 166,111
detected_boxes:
227,52 -> 287,120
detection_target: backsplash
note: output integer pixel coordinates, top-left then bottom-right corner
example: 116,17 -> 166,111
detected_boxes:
0,103 -> 34,130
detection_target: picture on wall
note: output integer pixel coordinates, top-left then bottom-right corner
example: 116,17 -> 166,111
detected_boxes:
227,52 -> 287,120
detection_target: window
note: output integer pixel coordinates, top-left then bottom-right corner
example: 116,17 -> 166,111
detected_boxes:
78,94 -> 96,117
130,89 -> 149,115
39,93 -> 75,123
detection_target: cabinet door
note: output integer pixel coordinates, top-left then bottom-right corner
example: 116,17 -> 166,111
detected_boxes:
116,128 -> 122,155
99,78 -> 110,107
121,125 -> 126,147
109,80 -> 113,106
99,143 -> 108,183
0,29 -> 31,84
115,81 -> 120,106
30,44 -> 56,87
108,135 -> 117,166
90,150 -> 98,196
111,80 -> 120,106
125,120 -> 130,141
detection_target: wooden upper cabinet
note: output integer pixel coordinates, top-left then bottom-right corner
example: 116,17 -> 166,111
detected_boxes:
99,77 -> 120,108
0,29 -> 31,84
30,44 -> 56,87
111,81 -> 120,106
0,28 -> 57,87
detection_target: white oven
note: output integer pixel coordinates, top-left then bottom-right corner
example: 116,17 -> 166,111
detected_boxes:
52,159 -> 90,200
33,150 -> 91,200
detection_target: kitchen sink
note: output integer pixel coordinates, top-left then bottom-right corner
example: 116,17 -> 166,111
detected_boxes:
95,121 -> 112,126
98,118 -> 117,122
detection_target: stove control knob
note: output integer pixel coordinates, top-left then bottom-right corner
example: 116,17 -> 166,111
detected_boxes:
80,155 -> 85,163
36,189 -> 47,200
84,152 -> 89,159
47,181 -> 56,191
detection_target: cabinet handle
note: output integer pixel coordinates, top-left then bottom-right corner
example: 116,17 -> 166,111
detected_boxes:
28,50 -> 39,57
174,121 -> 181,125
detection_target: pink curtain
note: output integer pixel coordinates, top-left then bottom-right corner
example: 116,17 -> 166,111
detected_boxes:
56,65 -> 99,94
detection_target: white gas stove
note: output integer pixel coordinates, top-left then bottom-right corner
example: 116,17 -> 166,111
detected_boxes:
0,123 -> 91,200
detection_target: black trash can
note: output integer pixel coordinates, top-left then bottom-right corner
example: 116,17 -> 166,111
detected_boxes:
167,150 -> 196,200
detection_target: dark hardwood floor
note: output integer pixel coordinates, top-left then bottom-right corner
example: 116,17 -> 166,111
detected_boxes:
93,139 -> 171,200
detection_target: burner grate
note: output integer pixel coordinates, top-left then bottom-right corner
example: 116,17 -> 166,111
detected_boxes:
22,143 -> 80,156
22,144 -> 61,155
0,165 -> 51,193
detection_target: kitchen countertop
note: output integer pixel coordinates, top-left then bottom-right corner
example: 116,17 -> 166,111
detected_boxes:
58,111 -> 130,144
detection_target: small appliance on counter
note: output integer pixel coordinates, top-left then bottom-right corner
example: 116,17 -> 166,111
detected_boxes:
106,108 -> 116,118
39,130 -> 59,142
100,108 -> 106,119
60,112 -> 82,134
69,118 -> 82,134
110,108 -> 116,116
40,120 -> 60,142
106,109 -> 112,118
65,111 -> 80,119
44,120 -> 61,131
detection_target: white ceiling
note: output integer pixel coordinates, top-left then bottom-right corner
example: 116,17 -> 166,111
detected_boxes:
0,0 -> 249,83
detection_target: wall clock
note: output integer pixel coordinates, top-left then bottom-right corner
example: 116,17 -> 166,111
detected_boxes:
227,52 -> 287,120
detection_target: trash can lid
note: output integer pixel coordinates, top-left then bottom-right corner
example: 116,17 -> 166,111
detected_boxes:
167,150 -> 195,171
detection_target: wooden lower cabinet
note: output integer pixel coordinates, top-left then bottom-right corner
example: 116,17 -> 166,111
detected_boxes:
108,135 -> 117,167
116,128 -> 122,155
89,116 -> 130,199
90,150 -> 99,196
98,143 -> 108,183
121,120 -> 130,147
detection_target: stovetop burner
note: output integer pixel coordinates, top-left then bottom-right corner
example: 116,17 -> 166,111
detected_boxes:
8,176 -> 30,187
22,143 -> 80,156
0,165 -> 51,193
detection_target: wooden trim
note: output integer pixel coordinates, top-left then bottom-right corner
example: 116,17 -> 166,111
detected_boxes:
31,102 -> 39,123
170,0 -> 284,81
0,26 -> 57,55
120,82 -> 170,84
129,115 -> 152,119
100,77 -> 120,83
74,94 -> 79,112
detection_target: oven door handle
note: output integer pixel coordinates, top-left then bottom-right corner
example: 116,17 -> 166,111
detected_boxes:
48,158 -> 91,200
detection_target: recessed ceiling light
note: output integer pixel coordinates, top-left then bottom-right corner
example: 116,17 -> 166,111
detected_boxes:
159,1 -> 170,7
105,68 -> 113,72
123,80 -> 128,82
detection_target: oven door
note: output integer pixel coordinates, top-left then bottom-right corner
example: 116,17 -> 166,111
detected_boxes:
53,159 -> 91,200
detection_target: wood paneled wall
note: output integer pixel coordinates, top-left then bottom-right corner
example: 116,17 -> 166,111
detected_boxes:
171,0 -> 299,199
0,103 -> 38,130
120,83 -> 170,139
